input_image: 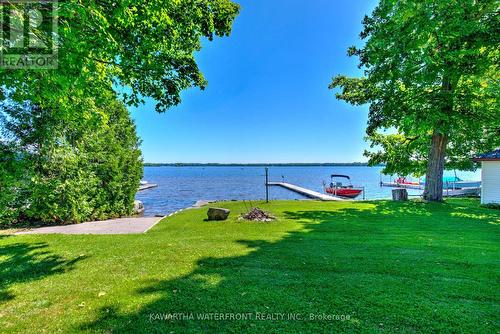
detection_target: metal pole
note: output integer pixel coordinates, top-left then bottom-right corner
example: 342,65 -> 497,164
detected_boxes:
265,167 -> 269,203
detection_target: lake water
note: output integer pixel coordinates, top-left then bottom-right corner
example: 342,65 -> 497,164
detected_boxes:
135,166 -> 481,216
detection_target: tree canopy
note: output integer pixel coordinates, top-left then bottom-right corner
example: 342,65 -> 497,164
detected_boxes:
330,0 -> 500,200
1,0 -> 240,113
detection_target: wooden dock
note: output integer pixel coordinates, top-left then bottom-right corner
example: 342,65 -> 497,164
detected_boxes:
381,181 -> 480,198
380,181 -> 424,190
267,182 -> 344,201
138,183 -> 158,191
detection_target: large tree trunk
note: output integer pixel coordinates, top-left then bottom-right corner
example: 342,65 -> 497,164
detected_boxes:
423,132 -> 448,202
423,71 -> 454,202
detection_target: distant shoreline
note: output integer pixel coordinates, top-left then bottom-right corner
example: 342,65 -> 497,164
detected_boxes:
143,163 -> 383,167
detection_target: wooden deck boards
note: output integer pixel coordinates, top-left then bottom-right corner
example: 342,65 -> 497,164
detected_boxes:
267,182 -> 344,201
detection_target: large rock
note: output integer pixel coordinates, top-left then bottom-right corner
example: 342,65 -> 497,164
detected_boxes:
207,207 -> 230,221
392,188 -> 408,201
134,200 -> 145,215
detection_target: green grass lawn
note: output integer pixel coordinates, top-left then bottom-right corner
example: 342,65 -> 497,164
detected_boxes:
1,199 -> 499,333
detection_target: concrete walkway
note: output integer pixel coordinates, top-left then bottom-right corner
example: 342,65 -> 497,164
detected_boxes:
16,216 -> 164,235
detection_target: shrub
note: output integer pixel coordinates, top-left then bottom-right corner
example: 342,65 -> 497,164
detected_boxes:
0,98 -> 142,225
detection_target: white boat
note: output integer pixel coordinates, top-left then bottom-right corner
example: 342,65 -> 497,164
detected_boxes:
444,180 -> 481,189
443,187 -> 481,197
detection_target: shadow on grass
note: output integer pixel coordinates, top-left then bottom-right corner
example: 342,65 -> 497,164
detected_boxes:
0,241 -> 87,303
79,200 -> 499,333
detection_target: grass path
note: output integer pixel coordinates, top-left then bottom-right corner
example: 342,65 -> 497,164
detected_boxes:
0,199 -> 498,333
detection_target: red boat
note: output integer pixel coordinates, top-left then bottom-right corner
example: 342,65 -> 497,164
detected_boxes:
324,174 -> 364,199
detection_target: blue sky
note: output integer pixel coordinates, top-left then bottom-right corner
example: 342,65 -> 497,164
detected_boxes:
131,0 -> 379,163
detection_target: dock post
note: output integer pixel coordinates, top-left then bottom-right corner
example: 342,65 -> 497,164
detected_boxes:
265,167 -> 269,203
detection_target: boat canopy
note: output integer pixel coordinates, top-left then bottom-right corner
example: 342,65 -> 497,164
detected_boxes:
421,176 -> 461,183
331,174 -> 350,179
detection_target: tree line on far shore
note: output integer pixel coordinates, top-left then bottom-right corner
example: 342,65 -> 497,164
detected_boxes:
142,162 -> 380,167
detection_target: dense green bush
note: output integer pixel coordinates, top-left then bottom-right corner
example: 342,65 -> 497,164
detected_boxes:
0,98 -> 142,225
